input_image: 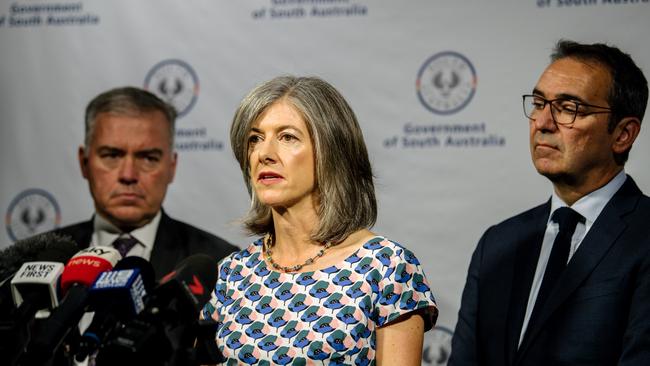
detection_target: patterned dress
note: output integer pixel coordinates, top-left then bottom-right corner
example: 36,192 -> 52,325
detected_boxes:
202,236 -> 437,365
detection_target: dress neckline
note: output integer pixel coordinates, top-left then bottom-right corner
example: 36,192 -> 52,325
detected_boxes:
255,235 -> 386,275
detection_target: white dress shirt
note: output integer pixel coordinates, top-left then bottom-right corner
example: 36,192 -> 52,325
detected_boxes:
90,211 -> 161,260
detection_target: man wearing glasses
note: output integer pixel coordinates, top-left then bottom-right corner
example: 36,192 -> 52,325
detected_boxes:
450,40 -> 649,366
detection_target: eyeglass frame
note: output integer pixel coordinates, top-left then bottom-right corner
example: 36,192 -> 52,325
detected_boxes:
522,94 -> 614,126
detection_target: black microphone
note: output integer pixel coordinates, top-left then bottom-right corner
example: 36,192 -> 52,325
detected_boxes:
97,254 -> 221,366
19,246 -> 121,365
75,256 -> 155,362
158,253 -> 217,308
0,233 -> 78,310
0,233 -> 78,366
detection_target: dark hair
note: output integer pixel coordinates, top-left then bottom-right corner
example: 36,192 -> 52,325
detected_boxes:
230,76 -> 377,243
551,40 -> 648,163
84,87 -> 177,151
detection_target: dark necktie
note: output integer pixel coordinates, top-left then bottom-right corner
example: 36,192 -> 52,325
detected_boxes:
530,207 -> 585,322
112,236 -> 138,258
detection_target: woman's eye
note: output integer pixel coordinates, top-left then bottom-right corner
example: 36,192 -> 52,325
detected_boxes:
280,134 -> 296,142
248,135 -> 262,145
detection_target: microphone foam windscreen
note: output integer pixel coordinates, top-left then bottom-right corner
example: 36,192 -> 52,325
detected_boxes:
0,233 -> 77,280
36,235 -> 79,263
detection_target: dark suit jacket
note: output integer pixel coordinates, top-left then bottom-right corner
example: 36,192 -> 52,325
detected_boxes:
52,210 -> 239,280
449,177 -> 650,366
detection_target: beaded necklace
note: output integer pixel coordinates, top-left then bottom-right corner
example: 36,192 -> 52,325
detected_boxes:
263,234 -> 334,272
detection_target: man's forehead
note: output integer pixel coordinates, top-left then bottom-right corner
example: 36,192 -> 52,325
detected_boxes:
536,57 -> 612,101
91,113 -> 172,151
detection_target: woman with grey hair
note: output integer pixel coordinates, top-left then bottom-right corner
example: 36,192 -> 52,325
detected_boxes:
203,75 -> 437,365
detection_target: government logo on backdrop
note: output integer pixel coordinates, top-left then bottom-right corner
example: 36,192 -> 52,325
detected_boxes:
382,50 -> 505,149
416,51 -> 477,115
5,189 -> 61,242
144,59 -> 199,118
143,59 -> 224,151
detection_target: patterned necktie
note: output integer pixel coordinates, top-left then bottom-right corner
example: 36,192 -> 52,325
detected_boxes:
530,207 -> 585,321
112,236 -> 138,258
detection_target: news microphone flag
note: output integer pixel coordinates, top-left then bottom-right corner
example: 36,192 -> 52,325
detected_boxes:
91,268 -> 147,315
11,262 -> 63,309
60,246 -> 121,294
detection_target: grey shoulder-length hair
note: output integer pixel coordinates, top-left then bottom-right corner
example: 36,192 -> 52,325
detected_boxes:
230,75 -> 377,244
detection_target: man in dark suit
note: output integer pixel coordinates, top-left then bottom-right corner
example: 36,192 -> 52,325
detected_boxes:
54,87 -> 237,279
449,40 -> 650,365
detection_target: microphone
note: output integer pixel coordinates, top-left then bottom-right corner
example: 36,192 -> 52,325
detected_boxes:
158,253 -> 217,308
0,233 -> 78,366
75,256 -> 155,362
3,263 -> 63,366
0,233 -> 78,310
10,262 -> 64,320
20,246 -> 121,365
97,254 -> 220,366
59,246 -> 121,294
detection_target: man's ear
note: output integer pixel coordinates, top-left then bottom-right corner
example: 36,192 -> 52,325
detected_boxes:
78,145 -> 89,179
612,117 -> 641,155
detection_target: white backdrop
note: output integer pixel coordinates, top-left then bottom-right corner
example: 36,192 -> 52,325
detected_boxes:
2,1 -> 649,363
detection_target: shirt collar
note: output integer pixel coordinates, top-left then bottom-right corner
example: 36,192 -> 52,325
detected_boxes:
550,170 -> 627,226
92,211 -> 161,250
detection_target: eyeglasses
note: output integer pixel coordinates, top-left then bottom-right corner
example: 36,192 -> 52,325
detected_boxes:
522,94 -> 613,126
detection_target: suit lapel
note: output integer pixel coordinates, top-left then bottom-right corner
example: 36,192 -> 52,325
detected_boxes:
78,219 -> 94,249
58,218 -> 94,250
517,177 -> 640,359
505,202 -> 550,365
149,211 -> 184,280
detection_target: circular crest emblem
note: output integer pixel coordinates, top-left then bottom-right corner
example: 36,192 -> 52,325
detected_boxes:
5,189 -> 61,242
416,51 -> 477,115
422,325 -> 453,365
144,59 -> 200,118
